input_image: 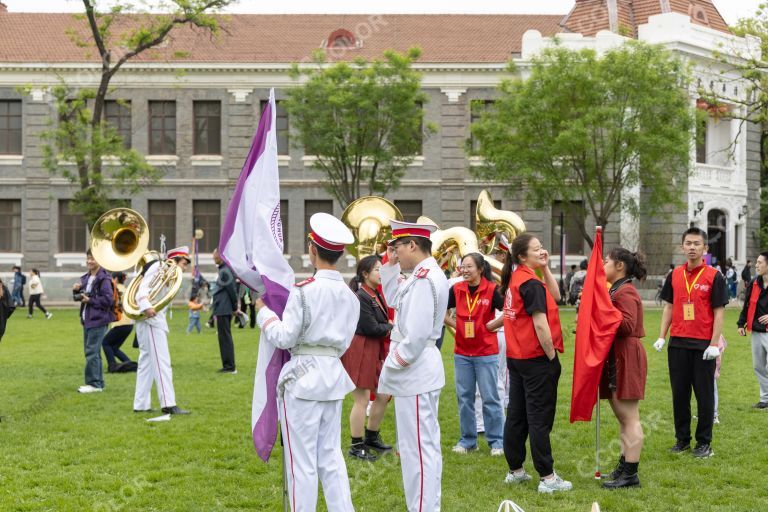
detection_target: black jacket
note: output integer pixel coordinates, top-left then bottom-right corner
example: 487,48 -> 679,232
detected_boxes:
738,277 -> 768,332
355,286 -> 392,338
212,264 -> 238,316
0,284 -> 15,341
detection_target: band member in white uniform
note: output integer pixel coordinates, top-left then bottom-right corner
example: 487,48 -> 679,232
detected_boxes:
379,220 -> 449,512
255,213 -> 359,512
133,246 -> 191,415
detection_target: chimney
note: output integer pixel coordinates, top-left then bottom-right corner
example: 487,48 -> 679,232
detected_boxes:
0,2 -> 7,12
607,0 -> 619,33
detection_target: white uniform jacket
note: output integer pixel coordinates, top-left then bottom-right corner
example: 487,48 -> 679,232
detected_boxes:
257,269 -> 359,402
136,261 -> 169,333
379,256 -> 449,397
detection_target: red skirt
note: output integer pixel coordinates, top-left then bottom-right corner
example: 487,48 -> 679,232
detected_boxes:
600,336 -> 647,400
341,334 -> 383,390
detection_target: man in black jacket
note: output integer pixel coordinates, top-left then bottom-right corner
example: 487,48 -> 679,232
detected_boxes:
213,248 -> 238,373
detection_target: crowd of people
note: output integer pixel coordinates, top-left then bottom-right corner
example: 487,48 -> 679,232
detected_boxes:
7,210 -> 768,511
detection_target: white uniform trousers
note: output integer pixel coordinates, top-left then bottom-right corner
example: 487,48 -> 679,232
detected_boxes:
133,322 -> 176,411
395,390 -> 442,512
475,333 -> 509,431
279,392 -> 354,512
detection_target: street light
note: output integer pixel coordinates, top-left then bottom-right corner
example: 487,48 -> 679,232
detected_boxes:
693,200 -> 705,218
739,204 -> 748,219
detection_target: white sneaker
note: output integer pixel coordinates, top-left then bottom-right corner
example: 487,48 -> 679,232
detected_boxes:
490,448 -> 504,457
504,470 -> 532,484
45,312 -> 53,320
538,473 -> 572,493
77,385 -> 103,394
713,415 -> 720,424
452,444 -> 476,454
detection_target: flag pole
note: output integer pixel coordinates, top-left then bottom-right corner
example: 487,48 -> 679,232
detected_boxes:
595,225 -> 603,480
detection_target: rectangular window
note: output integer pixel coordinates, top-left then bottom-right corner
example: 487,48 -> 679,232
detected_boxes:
551,201 -> 585,255
104,100 -> 132,149
696,117 -> 707,164
470,100 -> 494,153
261,100 -> 289,155
735,224 -> 741,262
148,200 -> 176,249
59,200 -> 87,253
280,199 -> 289,254
193,200 -> 220,253
0,100 -> 22,154
469,198 -> 501,233
193,101 -> 222,155
304,200 -> 333,242
0,199 -> 21,252
149,101 -> 176,155
394,200 -> 423,223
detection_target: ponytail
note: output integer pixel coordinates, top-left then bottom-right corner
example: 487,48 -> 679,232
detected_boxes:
350,254 -> 381,292
608,247 -> 647,282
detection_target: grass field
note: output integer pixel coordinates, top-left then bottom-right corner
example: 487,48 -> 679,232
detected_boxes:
0,307 -> 766,511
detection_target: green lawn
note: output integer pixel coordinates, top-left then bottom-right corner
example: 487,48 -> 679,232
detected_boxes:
0,307 -> 766,511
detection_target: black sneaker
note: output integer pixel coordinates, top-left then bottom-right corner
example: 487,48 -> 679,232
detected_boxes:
753,402 -> 768,409
669,441 -> 690,454
692,443 -> 714,458
161,406 -> 191,415
348,443 -> 377,461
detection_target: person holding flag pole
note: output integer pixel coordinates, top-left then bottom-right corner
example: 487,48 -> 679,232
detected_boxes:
599,247 -> 648,489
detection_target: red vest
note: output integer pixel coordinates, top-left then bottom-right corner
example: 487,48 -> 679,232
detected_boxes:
453,278 -> 499,357
670,263 -> 719,341
503,265 -> 564,359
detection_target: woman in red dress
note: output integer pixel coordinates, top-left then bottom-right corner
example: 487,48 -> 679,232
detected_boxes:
601,247 -> 648,489
342,255 -> 393,461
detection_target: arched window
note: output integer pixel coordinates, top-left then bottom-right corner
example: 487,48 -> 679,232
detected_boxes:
327,29 -> 355,49
690,4 -> 709,25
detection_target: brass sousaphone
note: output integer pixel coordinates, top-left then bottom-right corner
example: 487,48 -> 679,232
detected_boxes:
418,215 -> 504,278
90,208 -> 183,320
475,190 -> 526,255
341,196 -> 404,260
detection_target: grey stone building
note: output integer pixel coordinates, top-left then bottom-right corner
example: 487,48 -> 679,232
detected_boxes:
0,3 -> 760,301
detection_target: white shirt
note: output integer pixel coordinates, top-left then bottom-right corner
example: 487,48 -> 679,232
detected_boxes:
137,261 -> 169,333
378,256 -> 449,396
29,275 -> 43,295
256,269 -> 360,401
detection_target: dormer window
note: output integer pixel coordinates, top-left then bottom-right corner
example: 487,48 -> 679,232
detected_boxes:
690,4 -> 709,25
327,29 -> 356,49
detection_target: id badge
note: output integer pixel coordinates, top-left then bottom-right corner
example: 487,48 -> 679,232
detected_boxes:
683,302 -> 695,321
464,320 -> 476,339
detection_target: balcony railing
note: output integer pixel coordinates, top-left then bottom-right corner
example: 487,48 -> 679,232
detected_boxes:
691,162 -> 736,189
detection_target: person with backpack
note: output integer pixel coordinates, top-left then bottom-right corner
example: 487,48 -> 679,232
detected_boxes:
73,249 -> 115,393
568,259 -> 588,306
101,272 -> 136,373
11,265 -> 25,307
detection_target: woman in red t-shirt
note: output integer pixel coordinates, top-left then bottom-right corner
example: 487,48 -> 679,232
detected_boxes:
444,253 -> 505,455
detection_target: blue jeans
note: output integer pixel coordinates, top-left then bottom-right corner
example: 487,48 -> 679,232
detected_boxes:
84,325 -> 107,388
187,316 -> 201,333
455,354 -> 504,449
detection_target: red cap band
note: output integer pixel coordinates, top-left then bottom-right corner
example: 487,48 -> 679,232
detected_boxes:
391,227 -> 432,240
308,231 -> 345,252
167,250 -> 190,260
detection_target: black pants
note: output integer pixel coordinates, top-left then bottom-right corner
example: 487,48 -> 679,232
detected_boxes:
668,346 -> 716,445
102,324 -> 133,368
239,298 -> 256,329
504,355 -> 561,477
28,294 -> 47,316
217,315 -> 236,371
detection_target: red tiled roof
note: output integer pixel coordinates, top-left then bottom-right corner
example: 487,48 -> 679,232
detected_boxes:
0,13 -> 564,64
562,0 -> 730,37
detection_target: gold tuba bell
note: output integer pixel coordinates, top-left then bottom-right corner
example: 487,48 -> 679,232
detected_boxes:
341,197 -> 404,260
475,190 -> 526,254
418,216 -> 504,278
90,208 -> 183,320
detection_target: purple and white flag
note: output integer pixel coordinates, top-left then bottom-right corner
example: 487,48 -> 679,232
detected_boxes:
219,88 -> 294,462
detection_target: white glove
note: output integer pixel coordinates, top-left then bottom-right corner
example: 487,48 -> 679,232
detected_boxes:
703,346 -> 720,360
653,338 -> 666,351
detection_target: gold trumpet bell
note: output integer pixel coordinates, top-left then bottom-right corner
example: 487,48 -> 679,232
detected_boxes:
90,208 -> 149,272
475,190 -> 526,254
341,196 -> 404,260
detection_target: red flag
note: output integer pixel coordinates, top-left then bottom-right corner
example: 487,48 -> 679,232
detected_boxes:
570,227 -> 622,422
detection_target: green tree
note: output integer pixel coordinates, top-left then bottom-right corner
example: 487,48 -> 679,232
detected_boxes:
36,0 -> 231,226
471,42 -> 695,248
285,48 -> 434,208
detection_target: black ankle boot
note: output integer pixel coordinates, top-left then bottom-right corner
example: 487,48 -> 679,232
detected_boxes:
602,462 -> 640,489
364,428 -> 392,452
606,455 -> 626,480
348,442 -> 377,461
